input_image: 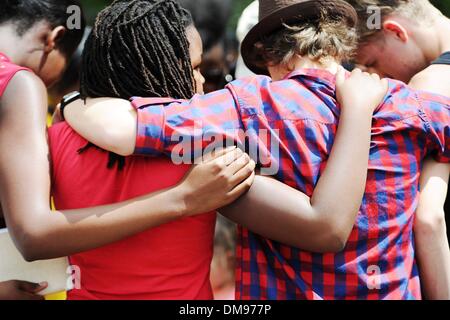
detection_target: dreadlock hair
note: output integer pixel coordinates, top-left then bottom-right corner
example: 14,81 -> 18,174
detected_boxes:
81,0 -> 196,100
0,0 -> 86,57
80,0 -> 196,170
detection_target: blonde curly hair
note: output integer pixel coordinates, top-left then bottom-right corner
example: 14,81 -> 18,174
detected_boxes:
254,11 -> 358,70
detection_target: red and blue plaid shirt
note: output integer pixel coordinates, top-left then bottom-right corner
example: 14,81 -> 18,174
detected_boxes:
131,68 -> 450,300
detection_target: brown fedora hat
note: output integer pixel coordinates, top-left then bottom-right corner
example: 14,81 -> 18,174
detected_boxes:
241,0 -> 358,75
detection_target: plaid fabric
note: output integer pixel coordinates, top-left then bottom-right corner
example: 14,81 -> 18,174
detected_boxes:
132,68 -> 450,300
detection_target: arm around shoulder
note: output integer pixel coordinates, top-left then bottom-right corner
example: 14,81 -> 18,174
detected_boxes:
64,97 -> 137,156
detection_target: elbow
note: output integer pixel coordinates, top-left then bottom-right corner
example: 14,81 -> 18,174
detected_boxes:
11,225 -> 48,262
415,209 -> 447,236
307,221 -> 351,253
322,231 -> 349,253
103,127 -> 135,156
321,218 -> 353,253
303,234 -> 347,254
21,248 -> 41,263
18,235 -> 44,262
318,214 -> 353,253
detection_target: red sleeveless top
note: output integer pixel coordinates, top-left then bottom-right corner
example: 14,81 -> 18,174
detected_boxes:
0,53 -> 30,97
48,122 -> 216,300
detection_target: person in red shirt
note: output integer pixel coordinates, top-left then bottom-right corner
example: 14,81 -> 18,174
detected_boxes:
0,0 -> 255,300
49,123 -> 225,299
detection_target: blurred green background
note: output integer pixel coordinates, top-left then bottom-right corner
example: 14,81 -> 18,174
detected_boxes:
80,0 -> 450,29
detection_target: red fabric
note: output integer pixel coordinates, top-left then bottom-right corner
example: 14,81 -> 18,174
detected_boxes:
0,53 -> 30,97
48,123 -> 216,300
130,69 -> 450,299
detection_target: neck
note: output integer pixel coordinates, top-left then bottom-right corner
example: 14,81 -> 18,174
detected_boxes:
0,24 -> 28,65
435,16 -> 450,55
417,10 -> 450,63
269,56 -> 340,80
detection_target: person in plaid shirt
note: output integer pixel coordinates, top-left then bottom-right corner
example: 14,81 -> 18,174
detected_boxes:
65,0 -> 450,299
347,0 -> 450,299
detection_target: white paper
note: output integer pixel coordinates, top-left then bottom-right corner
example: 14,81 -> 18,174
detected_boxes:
0,229 -> 71,296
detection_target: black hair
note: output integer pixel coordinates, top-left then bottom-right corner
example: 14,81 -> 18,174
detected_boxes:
49,27 -> 91,103
80,0 -> 196,100
0,0 -> 86,56
80,0 -> 196,170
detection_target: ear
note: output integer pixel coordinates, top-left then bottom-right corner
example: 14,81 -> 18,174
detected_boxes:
44,26 -> 66,53
382,20 -> 409,42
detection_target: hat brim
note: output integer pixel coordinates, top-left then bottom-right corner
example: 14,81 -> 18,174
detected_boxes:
241,0 -> 358,75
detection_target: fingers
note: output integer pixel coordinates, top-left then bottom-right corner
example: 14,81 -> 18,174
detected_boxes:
17,281 -> 48,294
22,292 -> 45,301
371,73 -> 380,81
351,68 -> 362,75
202,146 -> 236,163
229,159 -> 256,188
226,152 -> 251,175
348,68 -> 384,87
222,148 -> 246,167
21,292 -> 46,301
227,170 -> 256,200
204,147 -> 247,169
33,281 -> 48,294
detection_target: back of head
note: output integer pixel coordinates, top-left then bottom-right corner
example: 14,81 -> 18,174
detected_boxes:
346,0 -> 437,43
256,11 -> 358,71
81,0 -> 195,100
48,27 -> 91,108
0,0 -> 86,57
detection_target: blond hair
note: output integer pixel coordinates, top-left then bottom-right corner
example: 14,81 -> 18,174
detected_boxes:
347,0 -> 438,43
256,15 -> 358,68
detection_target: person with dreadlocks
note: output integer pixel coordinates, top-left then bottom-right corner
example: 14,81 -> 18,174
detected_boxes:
55,0 -> 388,299
66,0 -> 450,300
0,0 -> 254,300
47,0 -> 256,300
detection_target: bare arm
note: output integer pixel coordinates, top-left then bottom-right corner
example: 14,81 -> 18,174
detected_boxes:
409,67 -> 450,299
0,71 -> 254,261
64,69 -> 386,253
222,70 -> 387,253
0,280 -> 48,300
414,160 -> 450,299
64,97 -> 137,156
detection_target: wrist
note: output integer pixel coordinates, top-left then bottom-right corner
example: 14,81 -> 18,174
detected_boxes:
340,108 -> 373,124
341,103 -> 374,115
169,185 -> 190,218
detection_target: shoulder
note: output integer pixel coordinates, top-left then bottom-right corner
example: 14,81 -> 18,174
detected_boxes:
382,77 -> 450,122
8,70 -> 45,90
227,74 -> 328,119
227,75 -> 272,95
227,74 -> 318,100
409,65 -> 450,98
2,70 -> 45,102
226,75 -> 283,108
0,58 -> 34,97
0,71 -> 47,122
